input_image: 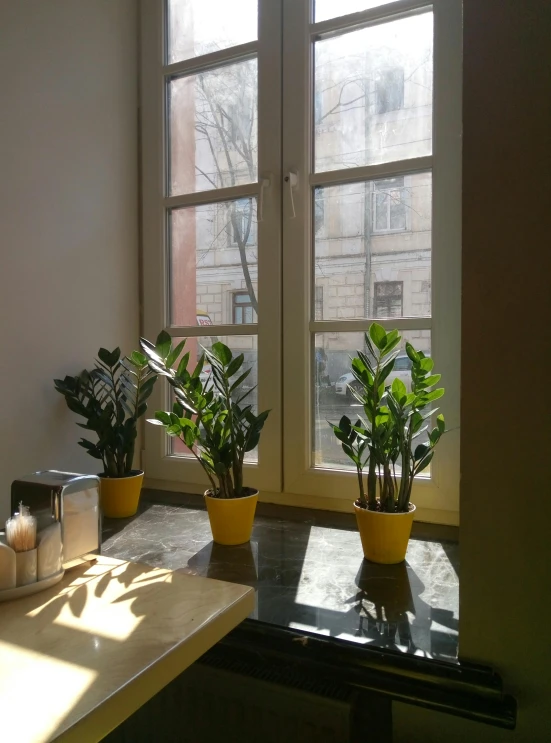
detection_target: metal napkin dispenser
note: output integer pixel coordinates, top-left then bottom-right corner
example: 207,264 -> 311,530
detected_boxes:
11,471 -> 101,568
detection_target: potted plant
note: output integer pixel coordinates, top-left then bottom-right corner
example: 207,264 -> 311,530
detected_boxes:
54,346 -> 158,518
329,323 -> 446,564
140,332 -> 270,545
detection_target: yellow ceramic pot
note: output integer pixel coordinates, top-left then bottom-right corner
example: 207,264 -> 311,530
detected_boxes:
100,470 -> 144,518
204,488 -> 258,546
354,502 -> 416,564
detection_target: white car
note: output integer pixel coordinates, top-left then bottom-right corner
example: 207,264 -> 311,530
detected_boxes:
335,355 -> 414,398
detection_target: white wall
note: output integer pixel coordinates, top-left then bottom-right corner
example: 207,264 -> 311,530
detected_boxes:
0,0 -> 139,520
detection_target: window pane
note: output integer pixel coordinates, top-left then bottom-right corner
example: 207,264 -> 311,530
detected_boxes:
171,335 -> 258,462
314,13 -> 433,172
314,173 -> 432,320
313,330 -> 431,470
170,199 -> 258,326
315,0 -> 396,23
167,0 -> 258,64
169,59 -> 258,195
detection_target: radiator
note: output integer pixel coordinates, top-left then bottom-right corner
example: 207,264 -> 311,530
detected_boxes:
102,659 -> 381,742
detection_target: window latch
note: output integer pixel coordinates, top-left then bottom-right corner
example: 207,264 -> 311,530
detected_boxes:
258,175 -> 271,222
284,171 -> 299,218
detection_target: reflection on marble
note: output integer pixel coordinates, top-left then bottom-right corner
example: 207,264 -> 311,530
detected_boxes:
103,501 -> 459,662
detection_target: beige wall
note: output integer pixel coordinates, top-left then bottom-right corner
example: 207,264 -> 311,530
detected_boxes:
0,0 -> 139,520
395,0 -> 551,740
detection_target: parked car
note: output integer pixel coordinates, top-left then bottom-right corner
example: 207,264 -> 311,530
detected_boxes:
335,354 -> 414,398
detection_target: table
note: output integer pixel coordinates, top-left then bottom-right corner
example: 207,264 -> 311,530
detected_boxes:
0,555 -> 254,743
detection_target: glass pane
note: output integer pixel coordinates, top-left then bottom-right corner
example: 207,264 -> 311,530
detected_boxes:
314,172 -> 431,320
170,199 -> 258,326
170,335 -> 259,463
167,0 -> 258,64
313,330 -> 432,470
169,58 -> 258,195
314,13 -> 433,172
315,0 -> 396,23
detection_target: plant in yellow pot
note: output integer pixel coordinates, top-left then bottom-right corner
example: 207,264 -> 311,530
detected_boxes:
54,345 -> 159,518
140,333 -> 270,545
329,323 -> 446,564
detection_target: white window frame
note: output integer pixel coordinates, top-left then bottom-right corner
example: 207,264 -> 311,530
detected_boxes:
281,0 -> 462,525
140,0 -> 283,495
140,0 -> 462,525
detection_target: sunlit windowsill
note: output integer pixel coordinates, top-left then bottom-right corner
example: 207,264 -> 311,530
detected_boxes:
103,489 -> 459,664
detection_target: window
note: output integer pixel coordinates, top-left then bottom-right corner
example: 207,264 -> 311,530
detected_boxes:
375,67 -> 404,114
141,0 -> 462,523
374,281 -> 403,318
373,177 -> 407,233
233,292 -> 256,324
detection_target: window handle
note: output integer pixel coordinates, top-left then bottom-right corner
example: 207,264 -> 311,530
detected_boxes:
284,171 -> 299,219
258,175 -> 271,222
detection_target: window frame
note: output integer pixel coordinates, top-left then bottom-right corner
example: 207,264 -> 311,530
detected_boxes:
281,0 -> 462,525
140,0 -> 283,494
140,0 -> 462,525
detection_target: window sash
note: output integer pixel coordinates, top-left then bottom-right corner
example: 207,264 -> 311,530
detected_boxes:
281,0 -> 462,525
140,0 -> 283,494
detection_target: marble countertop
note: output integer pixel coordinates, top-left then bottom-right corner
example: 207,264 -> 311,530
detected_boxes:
0,555 -> 254,743
103,497 -> 459,663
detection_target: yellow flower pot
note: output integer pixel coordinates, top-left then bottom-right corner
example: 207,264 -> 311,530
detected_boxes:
204,488 -> 258,546
100,470 -> 144,518
354,502 -> 416,564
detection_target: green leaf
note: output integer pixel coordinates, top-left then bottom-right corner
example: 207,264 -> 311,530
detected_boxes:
419,357 -> 434,373
437,414 -> 446,433
176,352 -> 190,379
415,450 -> 434,474
166,424 -> 181,436
183,427 -> 196,448
423,374 -> 441,388
155,331 -> 172,361
226,354 -> 244,379
424,388 -> 445,403
414,443 -> 430,460
211,342 -> 232,366
229,369 -> 251,393
98,347 -> 119,368
405,342 -> 419,363
391,377 -> 407,403
369,323 -> 387,351
129,350 -> 147,368
155,411 -> 171,426
382,329 -> 401,355
166,340 -> 186,370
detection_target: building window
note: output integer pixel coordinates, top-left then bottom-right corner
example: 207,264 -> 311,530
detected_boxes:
315,285 -> 324,320
228,199 -> 255,246
374,281 -> 403,318
372,177 -> 407,233
375,68 -> 404,114
233,292 -> 255,324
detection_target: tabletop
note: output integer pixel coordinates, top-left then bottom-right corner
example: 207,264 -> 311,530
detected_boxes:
0,555 -> 254,743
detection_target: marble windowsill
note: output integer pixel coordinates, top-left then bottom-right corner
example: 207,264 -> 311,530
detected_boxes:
102,490 -> 459,663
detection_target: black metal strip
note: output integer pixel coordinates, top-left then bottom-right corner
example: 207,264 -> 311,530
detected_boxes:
211,619 -> 516,730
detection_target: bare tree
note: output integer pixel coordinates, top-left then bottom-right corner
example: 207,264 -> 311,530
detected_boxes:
194,61 -> 259,313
